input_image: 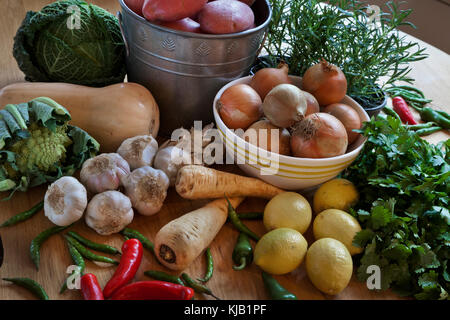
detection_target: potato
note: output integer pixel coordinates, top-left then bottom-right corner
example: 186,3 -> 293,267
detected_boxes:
124,0 -> 144,16
142,0 -> 208,22
198,0 -> 255,34
157,18 -> 202,33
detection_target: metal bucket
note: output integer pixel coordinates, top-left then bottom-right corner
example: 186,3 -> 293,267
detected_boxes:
118,0 -> 272,137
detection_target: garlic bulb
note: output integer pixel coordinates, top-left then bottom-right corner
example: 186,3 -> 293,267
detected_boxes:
44,176 -> 87,226
153,146 -> 191,186
85,190 -> 134,235
117,135 -> 159,170
80,153 -> 130,194
122,166 -> 169,216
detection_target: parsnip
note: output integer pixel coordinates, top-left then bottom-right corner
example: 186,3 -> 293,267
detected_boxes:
154,197 -> 244,270
175,165 -> 283,200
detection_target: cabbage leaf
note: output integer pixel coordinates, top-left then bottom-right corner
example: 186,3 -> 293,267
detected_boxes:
13,0 -> 126,87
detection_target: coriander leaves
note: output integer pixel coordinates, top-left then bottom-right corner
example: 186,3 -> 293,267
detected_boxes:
342,116 -> 449,300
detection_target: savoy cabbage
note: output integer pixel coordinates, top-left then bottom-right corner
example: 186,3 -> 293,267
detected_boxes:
13,0 -> 126,87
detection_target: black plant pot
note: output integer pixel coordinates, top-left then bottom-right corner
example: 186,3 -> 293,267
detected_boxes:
361,93 -> 388,118
249,55 -> 388,117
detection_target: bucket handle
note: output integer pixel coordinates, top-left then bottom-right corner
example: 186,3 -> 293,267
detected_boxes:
117,11 -> 130,57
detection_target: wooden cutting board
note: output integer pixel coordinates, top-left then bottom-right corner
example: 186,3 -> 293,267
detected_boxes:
0,0 -> 449,300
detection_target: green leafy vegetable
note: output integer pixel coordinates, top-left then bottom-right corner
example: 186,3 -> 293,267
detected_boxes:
0,97 -> 99,199
342,115 -> 449,300
13,0 -> 126,87
264,0 -> 427,109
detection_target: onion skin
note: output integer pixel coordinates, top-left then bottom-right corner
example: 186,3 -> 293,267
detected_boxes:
262,84 -> 307,128
323,103 -> 362,144
302,60 -> 347,106
250,62 -> 291,100
303,91 -> 320,116
218,84 -> 263,130
243,119 -> 291,156
290,113 -> 348,159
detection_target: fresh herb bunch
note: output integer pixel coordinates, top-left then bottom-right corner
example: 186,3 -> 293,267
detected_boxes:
341,116 -> 449,300
264,0 -> 428,108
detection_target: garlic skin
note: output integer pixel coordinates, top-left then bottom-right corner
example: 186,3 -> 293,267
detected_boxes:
117,135 -> 159,170
153,146 -> 191,186
123,166 -> 170,216
44,176 -> 87,226
80,153 -> 130,194
85,190 -> 134,235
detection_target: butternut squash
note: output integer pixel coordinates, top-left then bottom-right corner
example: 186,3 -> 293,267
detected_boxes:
0,82 -> 160,152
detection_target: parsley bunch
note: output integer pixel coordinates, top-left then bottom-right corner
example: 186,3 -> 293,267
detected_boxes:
342,116 -> 449,300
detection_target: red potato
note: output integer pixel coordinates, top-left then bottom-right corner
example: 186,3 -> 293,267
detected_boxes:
142,0 -> 208,22
198,0 -> 255,34
157,18 -> 202,33
125,0 -> 145,16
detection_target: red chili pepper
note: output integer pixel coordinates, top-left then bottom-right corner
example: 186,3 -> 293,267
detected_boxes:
80,273 -> 104,300
392,96 -> 418,125
110,281 -> 195,300
103,238 -> 143,298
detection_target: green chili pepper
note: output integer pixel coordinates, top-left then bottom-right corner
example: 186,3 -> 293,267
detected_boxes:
64,235 -> 119,265
120,228 -> 154,254
434,110 -> 450,121
406,122 -> 436,130
416,126 -> 443,136
226,197 -> 260,242
0,200 -> 43,228
197,248 -> 214,282
144,270 -> 185,285
3,277 -> 49,300
67,231 -> 120,255
181,273 -> 220,300
387,85 -> 426,98
415,106 -> 450,129
261,272 -> 297,300
30,225 -> 70,270
232,233 -> 253,271
383,106 -> 402,121
60,241 -> 86,294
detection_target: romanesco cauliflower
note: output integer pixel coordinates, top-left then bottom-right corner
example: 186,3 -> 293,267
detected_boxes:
0,97 -> 99,199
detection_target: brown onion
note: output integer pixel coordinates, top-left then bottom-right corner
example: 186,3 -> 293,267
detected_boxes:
323,103 -> 362,144
250,62 -> 291,100
302,60 -> 347,106
303,91 -> 320,116
218,84 -> 263,130
262,84 -> 307,128
243,119 -> 291,156
290,113 -> 348,158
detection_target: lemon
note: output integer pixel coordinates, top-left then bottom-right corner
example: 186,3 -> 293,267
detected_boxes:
313,209 -> 363,255
254,228 -> 308,275
306,238 -> 353,295
263,192 -> 312,234
313,178 -> 359,213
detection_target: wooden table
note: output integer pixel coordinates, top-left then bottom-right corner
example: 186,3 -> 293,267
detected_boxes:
0,0 -> 449,300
